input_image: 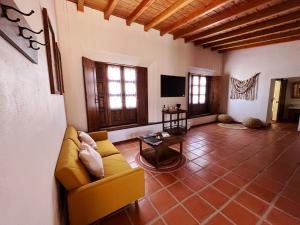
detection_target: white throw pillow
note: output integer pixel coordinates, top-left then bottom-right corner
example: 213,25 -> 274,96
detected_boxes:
79,142 -> 104,179
78,131 -> 97,149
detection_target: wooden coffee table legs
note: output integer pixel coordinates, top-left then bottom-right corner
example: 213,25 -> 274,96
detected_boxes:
139,139 -> 183,169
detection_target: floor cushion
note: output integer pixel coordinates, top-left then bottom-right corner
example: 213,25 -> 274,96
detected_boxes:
242,117 -> 263,129
217,114 -> 233,123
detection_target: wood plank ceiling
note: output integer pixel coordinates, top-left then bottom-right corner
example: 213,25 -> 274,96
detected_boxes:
68,0 -> 300,52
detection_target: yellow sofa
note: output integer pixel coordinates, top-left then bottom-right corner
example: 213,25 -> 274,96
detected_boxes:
55,126 -> 145,225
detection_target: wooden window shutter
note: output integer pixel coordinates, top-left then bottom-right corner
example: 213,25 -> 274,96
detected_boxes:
82,57 -> 99,132
136,66 -> 148,125
209,76 -> 221,114
187,73 -> 192,117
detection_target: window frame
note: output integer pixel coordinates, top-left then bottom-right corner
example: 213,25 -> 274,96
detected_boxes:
191,75 -> 207,105
188,73 -> 211,117
107,64 -> 138,111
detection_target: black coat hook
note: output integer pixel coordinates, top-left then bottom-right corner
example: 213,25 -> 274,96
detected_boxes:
1,4 -> 34,23
19,26 -> 43,40
29,39 -> 47,50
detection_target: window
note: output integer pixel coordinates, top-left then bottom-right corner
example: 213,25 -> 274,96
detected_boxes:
82,57 -> 148,131
107,66 -> 122,109
192,76 -> 207,104
188,74 -> 210,117
107,65 -> 137,109
124,67 -> 137,108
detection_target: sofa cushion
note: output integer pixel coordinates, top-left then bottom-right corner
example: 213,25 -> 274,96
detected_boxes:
55,139 -> 91,191
64,126 -> 81,147
102,154 -> 131,177
79,142 -> 104,179
96,140 -> 120,157
79,131 -> 97,149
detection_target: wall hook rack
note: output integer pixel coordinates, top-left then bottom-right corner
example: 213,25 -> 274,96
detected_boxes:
19,26 -> 43,40
1,4 -> 34,23
29,39 -> 47,50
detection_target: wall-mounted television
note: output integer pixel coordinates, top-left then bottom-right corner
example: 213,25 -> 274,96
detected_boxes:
161,75 -> 186,97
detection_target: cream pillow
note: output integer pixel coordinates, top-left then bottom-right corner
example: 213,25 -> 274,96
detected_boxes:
79,142 -> 104,179
78,131 -> 97,149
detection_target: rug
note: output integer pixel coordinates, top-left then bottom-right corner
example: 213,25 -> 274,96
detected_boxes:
218,123 -> 247,130
135,152 -> 187,173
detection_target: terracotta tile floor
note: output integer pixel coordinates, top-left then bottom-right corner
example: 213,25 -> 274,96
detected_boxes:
94,123 -> 300,225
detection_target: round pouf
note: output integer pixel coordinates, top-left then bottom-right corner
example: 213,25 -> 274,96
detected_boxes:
217,114 -> 233,124
242,117 -> 263,129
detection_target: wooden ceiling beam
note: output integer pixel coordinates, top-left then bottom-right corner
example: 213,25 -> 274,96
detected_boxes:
187,0 -> 300,42
195,11 -> 300,46
160,0 -> 231,36
104,0 -> 120,20
126,0 -> 155,26
204,20 -> 300,48
77,0 -> 84,12
212,28 -> 300,51
174,0 -> 273,39
219,35 -> 300,52
144,0 -> 194,31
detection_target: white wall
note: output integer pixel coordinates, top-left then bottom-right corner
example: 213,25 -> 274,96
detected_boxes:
55,1 -> 223,131
0,0 -> 66,224
224,40 -> 300,123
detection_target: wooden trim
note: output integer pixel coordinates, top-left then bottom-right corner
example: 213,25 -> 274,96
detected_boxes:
160,0 -> 230,36
104,0 -> 120,20
174,0 -> 272,39
187,0 -> 300,42
126,0 -> 155,26
195,11 -> 300,46
77,0 -> 84,11
144,0 -> 194,31
206,20 -> 300,48
218,34 -> 300,52
43,8 -> 61,95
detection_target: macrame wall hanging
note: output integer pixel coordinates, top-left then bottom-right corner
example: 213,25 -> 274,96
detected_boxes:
230,73 -> 260,100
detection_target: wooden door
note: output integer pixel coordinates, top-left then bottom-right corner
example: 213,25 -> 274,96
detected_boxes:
188,74 -> 211,117
209,76 -> 220,114
82,57 -> 99,132
136,66 -> 148,125
277,79 -> 288,122
106,66 -> 138,126
95,63 -> 109,127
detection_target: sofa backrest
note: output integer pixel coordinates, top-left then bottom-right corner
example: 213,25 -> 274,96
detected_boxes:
55,126 -> 91,191
63,126 -> 81,147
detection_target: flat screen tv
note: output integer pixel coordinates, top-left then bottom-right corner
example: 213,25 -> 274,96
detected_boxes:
161,75 -> 185,97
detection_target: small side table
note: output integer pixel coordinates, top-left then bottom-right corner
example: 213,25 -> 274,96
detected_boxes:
162,109 -> 187,135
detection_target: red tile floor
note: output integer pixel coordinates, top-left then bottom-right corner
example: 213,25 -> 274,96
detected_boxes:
94,123 -> 300,225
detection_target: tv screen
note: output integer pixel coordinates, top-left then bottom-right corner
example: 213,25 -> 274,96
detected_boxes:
161,75 -> 186,97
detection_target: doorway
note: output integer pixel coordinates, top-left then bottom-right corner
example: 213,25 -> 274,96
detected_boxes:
269,79 -> 288,123
271,80 -> 281,121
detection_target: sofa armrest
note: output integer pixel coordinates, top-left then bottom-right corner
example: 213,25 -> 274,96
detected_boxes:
67,167 -> 144,225
88,131 -> 108,141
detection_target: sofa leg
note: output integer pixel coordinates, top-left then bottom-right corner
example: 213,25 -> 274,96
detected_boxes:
135,200 -> 139,207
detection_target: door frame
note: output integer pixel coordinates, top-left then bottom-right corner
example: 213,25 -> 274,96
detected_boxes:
266,79 -> 288,124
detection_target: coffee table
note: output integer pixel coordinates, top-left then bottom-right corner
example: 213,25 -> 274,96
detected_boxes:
138,133 -> 183,169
